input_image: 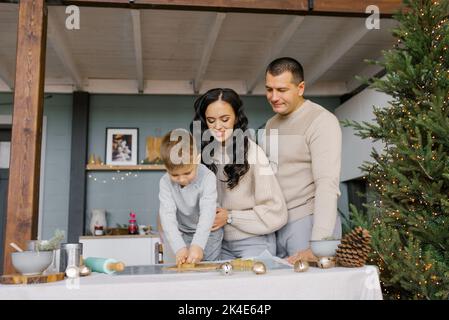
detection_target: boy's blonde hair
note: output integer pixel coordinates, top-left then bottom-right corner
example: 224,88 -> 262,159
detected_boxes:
160,129 -> 198,172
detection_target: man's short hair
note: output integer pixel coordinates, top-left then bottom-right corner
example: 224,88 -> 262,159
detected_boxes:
160,129 -> 197,172
266,57 -> 304,84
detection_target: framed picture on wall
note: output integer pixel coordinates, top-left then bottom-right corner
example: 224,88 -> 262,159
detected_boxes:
105,128 -> 139,165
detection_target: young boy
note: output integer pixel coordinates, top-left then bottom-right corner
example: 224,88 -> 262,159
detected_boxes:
158,128 -> 223,265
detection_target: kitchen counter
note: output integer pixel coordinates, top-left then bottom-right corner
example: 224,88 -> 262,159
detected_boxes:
79,234 -> 159,240
0,265 -> 383,300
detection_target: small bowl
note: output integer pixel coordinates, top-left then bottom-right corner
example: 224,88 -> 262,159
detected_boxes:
11,251 -> 53,275
310,239 -> 341,257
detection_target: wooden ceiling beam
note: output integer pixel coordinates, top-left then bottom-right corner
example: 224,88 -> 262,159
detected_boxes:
346,55 -> 385,93
247,15 -> 304,94
47,12 -> 84,90
54,0 -> 402,17
306,19 -> 370,86
131,9 -> 144,93
194,12 -> 226,93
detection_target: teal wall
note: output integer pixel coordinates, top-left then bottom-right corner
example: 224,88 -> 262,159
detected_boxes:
0,92 -> 340,239
0,93 -> 72,240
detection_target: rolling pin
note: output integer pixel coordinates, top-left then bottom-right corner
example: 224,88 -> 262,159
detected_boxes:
84,257 -> 125,274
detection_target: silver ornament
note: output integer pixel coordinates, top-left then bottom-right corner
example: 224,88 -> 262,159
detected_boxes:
65,266 -> 80,278
252,261 -> 267,275
79,265 -> 92,276
317,256 -> 336,269
220,262 -> 233,276
293,260 -> 309,272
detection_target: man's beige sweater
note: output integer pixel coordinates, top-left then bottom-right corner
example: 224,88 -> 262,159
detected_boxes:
263,99 -> 342,241
214,139 -> 288,241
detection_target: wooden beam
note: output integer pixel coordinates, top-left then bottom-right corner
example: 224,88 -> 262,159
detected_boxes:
312,0 -> 403,16
306,19 -> 370,86
247,15 -> 304,93
56,0 -> 402,16
3,0 -> 47,275
47,11 -> 84,90
131,10 -> 144,93
60,0 -> 308,13
67,91 -> 89,243
194,12 -> 226,93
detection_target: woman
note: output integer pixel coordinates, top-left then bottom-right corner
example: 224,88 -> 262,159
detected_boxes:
192,88 -> 288,259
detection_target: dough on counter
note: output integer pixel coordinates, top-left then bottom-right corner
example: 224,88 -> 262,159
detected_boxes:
230,258 -> 254,270
164,262 -> 221,272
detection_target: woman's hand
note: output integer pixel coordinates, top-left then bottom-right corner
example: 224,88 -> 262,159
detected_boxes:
211,207 -> 228,231
286,248 -> 318,265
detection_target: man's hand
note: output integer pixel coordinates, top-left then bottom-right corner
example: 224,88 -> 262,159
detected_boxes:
186,244 -> 204,264
175,247 -> 189,266
211,207 -> 228,231
286,248 -> 318,264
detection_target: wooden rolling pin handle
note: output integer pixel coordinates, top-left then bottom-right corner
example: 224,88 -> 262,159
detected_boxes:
106,262 -> 125,272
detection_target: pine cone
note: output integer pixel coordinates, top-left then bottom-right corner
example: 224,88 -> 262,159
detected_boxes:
336,226 -> 372,267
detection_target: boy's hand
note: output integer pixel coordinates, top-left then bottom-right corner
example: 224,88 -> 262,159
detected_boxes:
211,207 -> 228,231
186,244 -> 204,264
175,247 -> 189,266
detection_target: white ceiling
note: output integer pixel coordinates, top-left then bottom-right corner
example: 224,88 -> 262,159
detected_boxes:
0,4 -> 397,96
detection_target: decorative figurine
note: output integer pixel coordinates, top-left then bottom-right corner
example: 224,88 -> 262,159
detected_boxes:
317,256 -> 336,269
79,265 -> 92,277
88,154 -> 96,164
293,259 -> 309,272
65,265 -> 80,278
219,262 -> 233,276
252,261 -> 267,275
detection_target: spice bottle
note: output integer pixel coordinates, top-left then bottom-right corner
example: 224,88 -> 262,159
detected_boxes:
94,225 -> 104,236
158,243 -> 164,264
128,211 -> 138,235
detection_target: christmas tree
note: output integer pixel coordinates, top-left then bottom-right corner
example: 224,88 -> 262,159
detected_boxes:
343,0 -> 449,299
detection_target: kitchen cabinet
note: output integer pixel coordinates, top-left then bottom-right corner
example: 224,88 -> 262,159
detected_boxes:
79,234 -> 161,266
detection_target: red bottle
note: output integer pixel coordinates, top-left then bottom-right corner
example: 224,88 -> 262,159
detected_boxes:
128,212 -> 138,235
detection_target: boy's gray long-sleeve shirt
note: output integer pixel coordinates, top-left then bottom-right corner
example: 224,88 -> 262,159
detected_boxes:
158,164 -> 218,254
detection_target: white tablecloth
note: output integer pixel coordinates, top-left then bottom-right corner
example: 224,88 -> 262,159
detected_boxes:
0,265 -> 382,300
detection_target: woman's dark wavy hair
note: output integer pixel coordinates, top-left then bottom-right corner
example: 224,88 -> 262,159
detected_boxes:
191,88 -> 249,189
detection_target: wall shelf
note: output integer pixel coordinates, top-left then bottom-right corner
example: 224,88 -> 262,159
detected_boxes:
86,164 -> 166,171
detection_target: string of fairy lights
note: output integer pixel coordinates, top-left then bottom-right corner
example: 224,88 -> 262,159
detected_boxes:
87,160 -> 163,184
87,171 -> 140,184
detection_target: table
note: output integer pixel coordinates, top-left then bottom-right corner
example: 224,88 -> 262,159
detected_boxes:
0,265 -> 382,300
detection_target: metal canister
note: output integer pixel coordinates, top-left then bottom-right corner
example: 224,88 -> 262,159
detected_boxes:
26,240 -> 40,251
59,243 -> 83,272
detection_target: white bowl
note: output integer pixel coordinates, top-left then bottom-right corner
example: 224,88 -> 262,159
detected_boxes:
11,251 -> 53,275
310,239 -> 341,257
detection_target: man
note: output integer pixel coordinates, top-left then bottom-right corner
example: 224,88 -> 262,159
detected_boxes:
263,57 -> 342,263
